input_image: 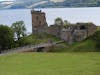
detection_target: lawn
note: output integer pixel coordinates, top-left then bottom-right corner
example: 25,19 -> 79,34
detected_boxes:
0,52 -> 100,75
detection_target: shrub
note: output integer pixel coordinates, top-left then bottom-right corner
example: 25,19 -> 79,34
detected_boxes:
92,31 -> 100,50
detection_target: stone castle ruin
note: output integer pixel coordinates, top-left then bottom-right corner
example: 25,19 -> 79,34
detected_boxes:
31,10 -> 48,34
31,10 -> 97,43
60,23 -> 97,43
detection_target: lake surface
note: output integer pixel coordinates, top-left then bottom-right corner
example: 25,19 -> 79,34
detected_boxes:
0,7 -> 100,33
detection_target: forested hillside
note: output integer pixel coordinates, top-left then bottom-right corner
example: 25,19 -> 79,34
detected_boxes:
1,0 -> 100,9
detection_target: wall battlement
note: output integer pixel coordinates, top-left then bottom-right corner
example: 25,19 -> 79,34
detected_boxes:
31,10 -> 45,14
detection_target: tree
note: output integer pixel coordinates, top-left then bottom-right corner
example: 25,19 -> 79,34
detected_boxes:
63,20 -> 70,28
11,21 -> 26,40
0,25 -> 14,52
55,17 -> 63,25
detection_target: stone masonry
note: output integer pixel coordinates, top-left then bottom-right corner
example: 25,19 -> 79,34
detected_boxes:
60,23 -> 97,42
31,10 -> 48,34
31,10 -> 97,43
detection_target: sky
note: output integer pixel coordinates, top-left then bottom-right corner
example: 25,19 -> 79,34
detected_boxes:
0,0 -> 65,2
0,0 -> 14,1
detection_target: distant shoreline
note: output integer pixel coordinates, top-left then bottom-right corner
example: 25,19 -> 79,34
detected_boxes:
1,6 -> 100,10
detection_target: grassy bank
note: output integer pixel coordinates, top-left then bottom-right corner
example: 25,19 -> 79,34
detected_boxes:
0,52 -> 100,75
97,26 -> 100,31
52,38 -> 99,52
20,33 -> 61,45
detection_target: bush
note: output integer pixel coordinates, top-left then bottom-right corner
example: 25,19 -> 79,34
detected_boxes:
92,31 -> 100,50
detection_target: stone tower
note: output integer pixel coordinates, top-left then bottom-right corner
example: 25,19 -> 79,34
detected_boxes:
31,9 -> 48,34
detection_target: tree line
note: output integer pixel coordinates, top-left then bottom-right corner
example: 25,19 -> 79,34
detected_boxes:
0,21 -> 26,53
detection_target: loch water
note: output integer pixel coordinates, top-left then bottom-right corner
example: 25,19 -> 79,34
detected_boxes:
0,7 -> 100,33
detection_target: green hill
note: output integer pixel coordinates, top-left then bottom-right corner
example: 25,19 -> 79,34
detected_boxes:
21,32 -> 99,52
18,25 -> 100,52
19,33 -> 61,46
52,38 -> 98,52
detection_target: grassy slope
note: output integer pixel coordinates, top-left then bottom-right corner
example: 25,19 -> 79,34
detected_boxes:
97,26 -> 100,31
52,39 -> 98,52
24,33 -> 61,45
25,32 -> 98,52
70,39 -> 96,52
0,53 -> 100,75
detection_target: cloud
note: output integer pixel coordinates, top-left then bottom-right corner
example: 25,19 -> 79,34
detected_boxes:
0,0 -> 14,1
50,0 -> 65,2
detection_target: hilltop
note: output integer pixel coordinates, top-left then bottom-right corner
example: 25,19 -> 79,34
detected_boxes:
17,31 -> 100,52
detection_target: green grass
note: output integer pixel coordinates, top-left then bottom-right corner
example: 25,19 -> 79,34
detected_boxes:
0,52 -> 100,75
52,39 -> 99,52
69,39 -> 96,52
23,33 -> 61,45
97,26 -> 100,31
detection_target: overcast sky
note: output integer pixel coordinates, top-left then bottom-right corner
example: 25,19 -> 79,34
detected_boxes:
0,0 -> 14,1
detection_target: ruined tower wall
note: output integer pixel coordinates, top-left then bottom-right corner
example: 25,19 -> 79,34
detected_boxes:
87,24 -> 97,36
32,13 -> 47,26
31,10 -> 48,34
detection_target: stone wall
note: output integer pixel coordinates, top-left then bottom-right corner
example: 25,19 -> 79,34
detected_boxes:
60,29 -> 73,42
60,23 -> 97,43
73,30 -> 87,41
47,25 -> 63,37
76,23 -> 97,37
87,24 -> 97,36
